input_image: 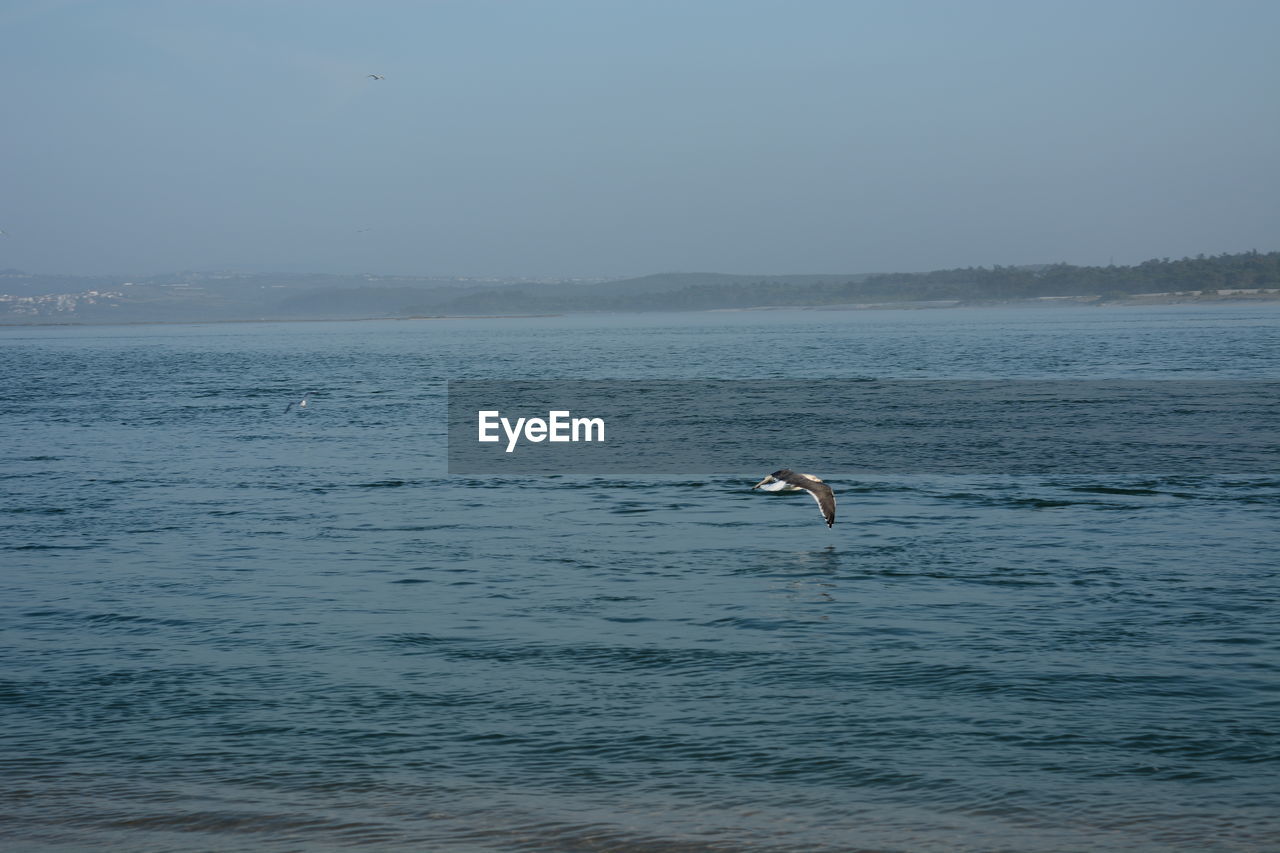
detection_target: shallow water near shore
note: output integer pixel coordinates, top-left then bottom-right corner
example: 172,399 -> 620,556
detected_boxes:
2,304 -> 1278,852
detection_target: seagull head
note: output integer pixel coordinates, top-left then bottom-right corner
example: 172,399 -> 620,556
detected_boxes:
753,472 -> 783,489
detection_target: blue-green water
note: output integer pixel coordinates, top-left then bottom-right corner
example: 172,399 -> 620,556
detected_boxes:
2,305 -> 1278,852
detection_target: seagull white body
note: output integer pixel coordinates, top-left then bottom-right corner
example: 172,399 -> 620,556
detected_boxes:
753,469 -> 836,528
367,74 -> 385,80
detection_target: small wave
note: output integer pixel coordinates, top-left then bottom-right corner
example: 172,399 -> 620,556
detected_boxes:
384,635 -> 764,675
935,492 -> 1140,510
386,632 -> 447,646
1066,485 -> 1165,496
19,609 -> 207,634
7,543 -> 95,551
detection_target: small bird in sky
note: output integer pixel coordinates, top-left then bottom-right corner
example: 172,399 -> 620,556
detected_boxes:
367,74 -> 385,80
753,469 -> 837,528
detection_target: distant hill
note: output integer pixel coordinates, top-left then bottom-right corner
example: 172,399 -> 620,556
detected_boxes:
3,251 -> 1278,324
411,272 -> 878,315
419,252 -> 1280,315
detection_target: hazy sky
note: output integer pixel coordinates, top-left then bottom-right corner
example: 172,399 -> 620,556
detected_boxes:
2,0 -> 1277,277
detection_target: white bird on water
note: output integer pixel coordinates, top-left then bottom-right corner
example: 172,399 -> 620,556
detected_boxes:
283,392 -> 314,413
753,469 -> 836,528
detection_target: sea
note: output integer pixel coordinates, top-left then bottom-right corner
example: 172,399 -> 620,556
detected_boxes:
2,303 -> 1278,853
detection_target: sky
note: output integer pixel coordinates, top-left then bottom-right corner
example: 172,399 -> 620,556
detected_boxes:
1,0 -> 1277,278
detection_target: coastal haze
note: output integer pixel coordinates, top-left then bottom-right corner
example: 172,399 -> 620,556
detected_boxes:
3,252 -> 1280,323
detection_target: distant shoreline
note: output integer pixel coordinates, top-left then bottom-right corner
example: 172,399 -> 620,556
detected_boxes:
0,313 -> 569,329
2,290 -> 1278,329
739,289 -> 1280,313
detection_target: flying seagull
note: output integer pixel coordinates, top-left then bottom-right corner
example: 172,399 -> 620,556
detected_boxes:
367,74 -> 385,80
753,469 -> 836,528
283,392 -> 315,413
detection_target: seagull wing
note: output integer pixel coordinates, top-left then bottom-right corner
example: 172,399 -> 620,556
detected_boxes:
777,472 -> 836,528
804,482 -> 836,528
